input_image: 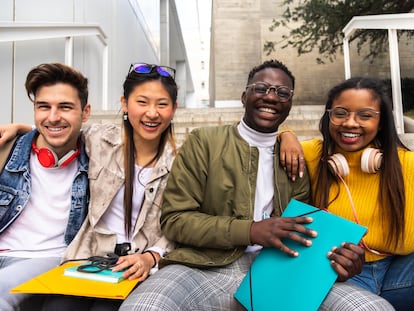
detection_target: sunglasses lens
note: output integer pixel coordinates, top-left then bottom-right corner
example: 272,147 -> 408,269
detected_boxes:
156,67 -> 173,77
133,64 -> 152,74
130,63 -> 175,79
156,68 -> 169,77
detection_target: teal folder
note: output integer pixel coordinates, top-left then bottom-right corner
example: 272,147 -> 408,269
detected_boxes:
234,199 -> 367,311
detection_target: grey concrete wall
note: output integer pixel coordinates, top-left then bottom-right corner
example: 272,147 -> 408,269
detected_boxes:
210,0 -> 414,107
1,0 -> 191,125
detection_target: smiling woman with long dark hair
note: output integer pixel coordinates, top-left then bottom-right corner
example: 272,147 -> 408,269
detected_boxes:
281,77 -> 414,310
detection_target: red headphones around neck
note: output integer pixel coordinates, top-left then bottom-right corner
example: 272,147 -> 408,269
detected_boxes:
31,140 -> 80,168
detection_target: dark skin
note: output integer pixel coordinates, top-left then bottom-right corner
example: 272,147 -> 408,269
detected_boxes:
279,131 -> 306,181
250,215 -> 316,257
241,68 -> 293,133
244,67 -> 364,281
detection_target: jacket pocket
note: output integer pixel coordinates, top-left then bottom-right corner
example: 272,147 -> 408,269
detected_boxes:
0,188 -> 20,222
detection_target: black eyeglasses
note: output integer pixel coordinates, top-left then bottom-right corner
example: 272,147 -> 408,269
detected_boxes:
327,107 -> 380,127
246,82 -> 293,102
129,63 -> 176,79
76,253 -> 119,273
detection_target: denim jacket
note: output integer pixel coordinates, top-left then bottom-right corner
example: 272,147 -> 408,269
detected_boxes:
0,130 -> 89,244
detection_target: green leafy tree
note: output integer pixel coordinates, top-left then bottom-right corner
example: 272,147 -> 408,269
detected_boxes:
265,0 -> 414,63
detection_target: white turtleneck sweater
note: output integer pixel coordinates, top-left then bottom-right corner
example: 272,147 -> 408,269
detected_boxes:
238,119 -> 277,252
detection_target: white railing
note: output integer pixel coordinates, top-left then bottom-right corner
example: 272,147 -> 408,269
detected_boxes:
342,13 -> 414,134
0,22 -> 109,109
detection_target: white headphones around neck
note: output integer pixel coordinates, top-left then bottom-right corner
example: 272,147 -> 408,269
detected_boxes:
327,148 -> 383,177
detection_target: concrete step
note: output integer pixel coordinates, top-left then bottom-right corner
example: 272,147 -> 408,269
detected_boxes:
86,105 -> 326,144
85,106 -> 414,149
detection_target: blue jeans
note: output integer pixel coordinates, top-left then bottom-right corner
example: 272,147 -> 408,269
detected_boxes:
0,256 -> 60,311
348,253 -> 414,311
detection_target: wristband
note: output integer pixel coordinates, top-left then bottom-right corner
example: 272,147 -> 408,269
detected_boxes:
143,250 -> 157,268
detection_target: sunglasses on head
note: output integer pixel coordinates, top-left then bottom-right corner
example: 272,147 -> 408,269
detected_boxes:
129,63 -> 176,79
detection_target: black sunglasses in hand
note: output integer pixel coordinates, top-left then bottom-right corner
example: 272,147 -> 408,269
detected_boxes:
76,253 -> 120,274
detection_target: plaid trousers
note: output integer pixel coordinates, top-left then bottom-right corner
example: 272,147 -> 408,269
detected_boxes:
120,253 -> 394,311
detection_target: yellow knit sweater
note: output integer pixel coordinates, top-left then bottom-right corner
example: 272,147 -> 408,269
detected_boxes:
302,138 -> 414,262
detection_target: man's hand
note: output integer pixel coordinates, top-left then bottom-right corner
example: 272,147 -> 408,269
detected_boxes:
328,242 -> 365,282
250,216 -> 317,257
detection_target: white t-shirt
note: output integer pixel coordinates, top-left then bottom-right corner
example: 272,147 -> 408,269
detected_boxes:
101,165 -> 152,244
0,152 -> 78,258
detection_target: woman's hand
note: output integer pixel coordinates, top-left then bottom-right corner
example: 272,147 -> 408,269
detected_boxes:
112,251 -> 160,281
328,242 -> 365,282
0,123 -> 32,146
279,131 -> 305,181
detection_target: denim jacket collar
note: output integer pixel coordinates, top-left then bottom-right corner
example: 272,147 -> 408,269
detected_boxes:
6,130 -> 88,173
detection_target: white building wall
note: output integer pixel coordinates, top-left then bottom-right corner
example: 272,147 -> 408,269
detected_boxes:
0,0 -> 192,124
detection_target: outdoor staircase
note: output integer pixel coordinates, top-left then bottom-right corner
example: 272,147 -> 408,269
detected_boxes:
87,105 -> 325,145
86,105 -> 414,148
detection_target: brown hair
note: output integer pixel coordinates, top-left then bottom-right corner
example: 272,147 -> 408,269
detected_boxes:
25,63 -> 89,109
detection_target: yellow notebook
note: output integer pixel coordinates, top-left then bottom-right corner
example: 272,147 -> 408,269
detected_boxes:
10,262 -> 139,300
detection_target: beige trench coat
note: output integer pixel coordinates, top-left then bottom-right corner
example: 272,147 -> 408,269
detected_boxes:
62,124 -> 175,262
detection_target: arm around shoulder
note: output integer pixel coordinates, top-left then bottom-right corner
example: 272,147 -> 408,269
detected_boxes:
0,123 -> 32,146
